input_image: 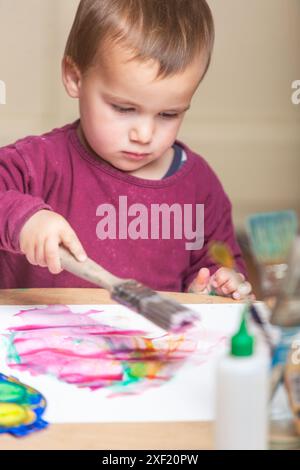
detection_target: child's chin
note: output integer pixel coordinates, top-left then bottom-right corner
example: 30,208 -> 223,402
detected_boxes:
111,160 -> 142,173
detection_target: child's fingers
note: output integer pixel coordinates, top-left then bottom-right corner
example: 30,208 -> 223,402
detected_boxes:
44,237 -> 62,274
233,281 -> 252,300
190,267 -> 211,294
211,268 -> 231,293
24,243 -> 38,266
212,268 -> 245,290
60,230 -> 87,263
220,275 -> 247,295
218,278 -> 239,295
211,267 -> 229,288
19,238 -> 36,265
211,268 -> 253,300
35,239 -> 48,268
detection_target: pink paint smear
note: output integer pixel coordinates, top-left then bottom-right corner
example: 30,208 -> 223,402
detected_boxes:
4,305 -> 225,395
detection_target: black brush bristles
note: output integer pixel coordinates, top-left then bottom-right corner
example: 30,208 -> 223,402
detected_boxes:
111,280 -> 199,332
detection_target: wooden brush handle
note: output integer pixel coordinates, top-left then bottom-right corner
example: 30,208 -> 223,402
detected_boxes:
59,245 -> 122,291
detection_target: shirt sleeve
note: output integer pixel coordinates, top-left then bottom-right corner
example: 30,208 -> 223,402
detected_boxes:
0,145 -> 52,253
182,172 -> 247,292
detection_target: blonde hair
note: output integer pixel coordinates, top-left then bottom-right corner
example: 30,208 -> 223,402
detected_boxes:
64,0 -> 214,78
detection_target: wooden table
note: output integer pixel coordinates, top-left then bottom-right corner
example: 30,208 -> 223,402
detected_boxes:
0,289 -> 299,450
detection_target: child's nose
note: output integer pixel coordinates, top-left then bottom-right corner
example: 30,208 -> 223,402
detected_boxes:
129,119 -> 154,144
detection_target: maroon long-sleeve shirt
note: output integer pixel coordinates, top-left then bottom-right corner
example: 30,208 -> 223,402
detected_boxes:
0,121 -> 246,291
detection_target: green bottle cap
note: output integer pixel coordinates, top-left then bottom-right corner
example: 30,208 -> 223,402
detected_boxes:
231,308 -> 254,357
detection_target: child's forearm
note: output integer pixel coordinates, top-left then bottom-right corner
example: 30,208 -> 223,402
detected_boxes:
0,147 -> 51,253
0,190 -> 51,253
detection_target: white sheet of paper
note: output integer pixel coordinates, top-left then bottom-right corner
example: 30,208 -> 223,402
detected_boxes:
0,303 -> 248,423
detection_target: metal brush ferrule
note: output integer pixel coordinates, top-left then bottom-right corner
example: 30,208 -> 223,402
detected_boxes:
111,280 -> 155,312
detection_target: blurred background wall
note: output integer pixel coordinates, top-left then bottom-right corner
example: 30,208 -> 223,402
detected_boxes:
0,0 -> 299,230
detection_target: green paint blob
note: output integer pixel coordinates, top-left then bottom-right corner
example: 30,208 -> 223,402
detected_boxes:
7,334 -> 21,364
122,364 -> 143,386
129,362 -> 147,378
0,382 -> 27,403
73,339 -> 83,345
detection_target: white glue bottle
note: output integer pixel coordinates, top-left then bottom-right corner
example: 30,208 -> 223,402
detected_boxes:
215,310 -> 269,450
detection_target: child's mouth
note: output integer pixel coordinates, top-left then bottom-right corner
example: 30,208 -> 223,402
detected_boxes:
122,151 -> 150,160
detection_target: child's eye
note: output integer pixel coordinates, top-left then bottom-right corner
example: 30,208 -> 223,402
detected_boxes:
112,104 -> 135,113
159,113 -> 179,119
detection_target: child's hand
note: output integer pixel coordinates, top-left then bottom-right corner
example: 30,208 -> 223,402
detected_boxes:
188,267 -> 253,300
188,267 -> 211,294
19,210 -> 87,274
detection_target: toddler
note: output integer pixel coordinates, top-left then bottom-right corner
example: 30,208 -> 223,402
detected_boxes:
0,0 -> 252,299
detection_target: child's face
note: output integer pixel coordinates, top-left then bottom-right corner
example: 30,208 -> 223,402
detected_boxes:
66,44 -> 207,173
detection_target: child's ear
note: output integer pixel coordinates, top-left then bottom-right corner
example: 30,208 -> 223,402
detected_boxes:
62,56 -> 82,98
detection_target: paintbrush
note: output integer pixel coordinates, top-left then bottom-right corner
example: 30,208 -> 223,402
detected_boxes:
247,210 -> 298,298
59,246 -> 199,332
271,236 -> 300,327
246,211 -> 298,400
269,237 -> 300,401
208,241 -> 275,353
